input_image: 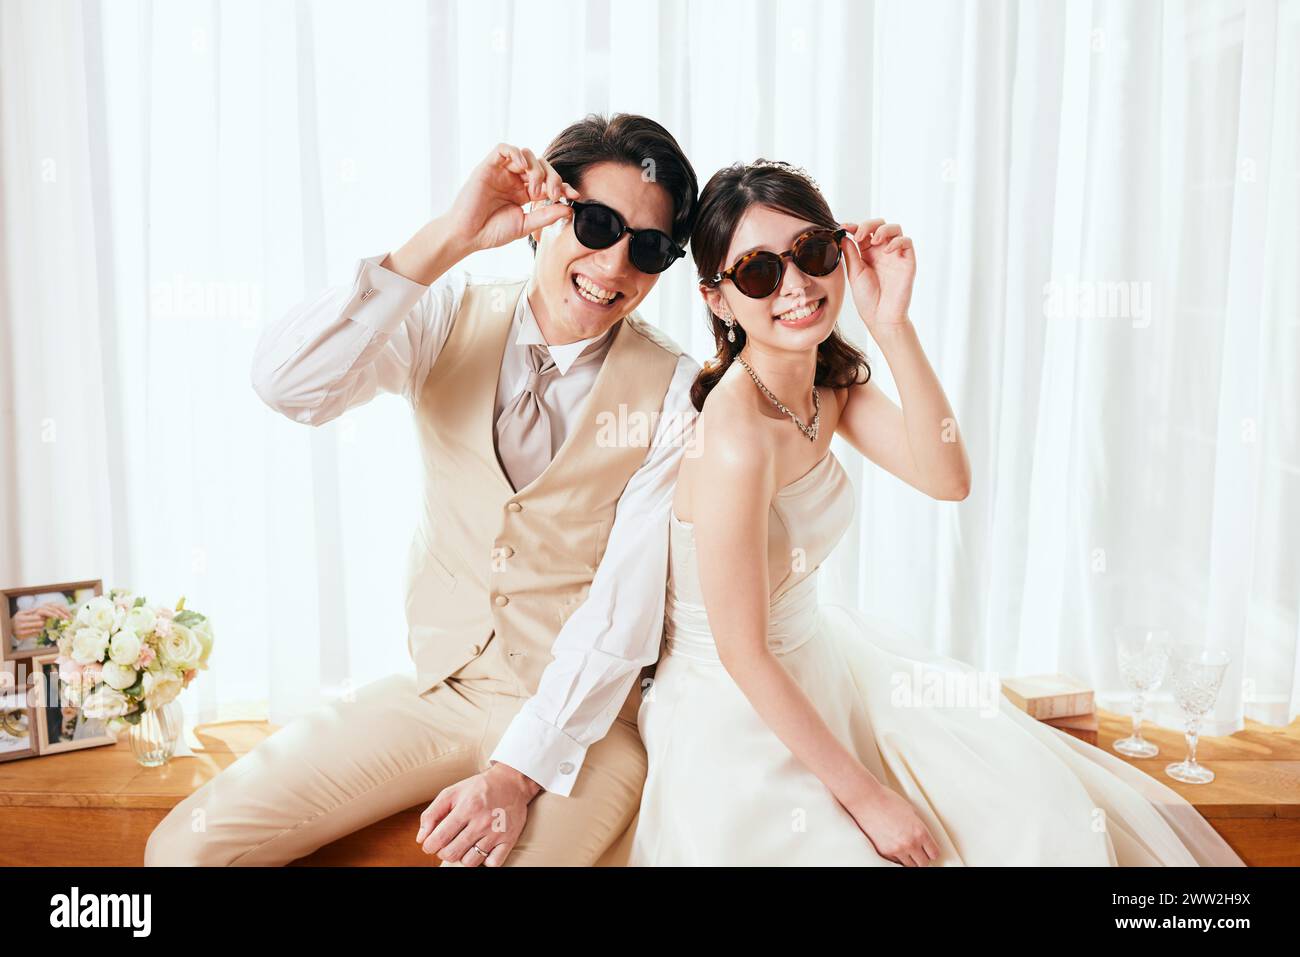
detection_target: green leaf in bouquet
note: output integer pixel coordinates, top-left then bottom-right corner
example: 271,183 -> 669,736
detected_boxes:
174,610 -> 206,626
124,673 -> 145,698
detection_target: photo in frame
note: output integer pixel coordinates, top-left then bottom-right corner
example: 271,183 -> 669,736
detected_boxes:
0,666 -> 37,763
30,652 -> 117,756
0,580 -> 103,664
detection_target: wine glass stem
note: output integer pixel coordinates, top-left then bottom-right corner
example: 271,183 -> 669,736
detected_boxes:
1184,715 -> 1201,766
1131,693 -> 1145,739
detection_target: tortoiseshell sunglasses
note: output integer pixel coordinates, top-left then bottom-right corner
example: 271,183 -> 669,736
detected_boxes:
705,227 -> 849,299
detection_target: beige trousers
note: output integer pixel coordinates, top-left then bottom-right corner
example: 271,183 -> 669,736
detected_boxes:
143,633 -> 645,866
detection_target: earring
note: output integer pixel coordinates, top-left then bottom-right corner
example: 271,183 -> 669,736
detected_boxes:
722,310 -> 736,343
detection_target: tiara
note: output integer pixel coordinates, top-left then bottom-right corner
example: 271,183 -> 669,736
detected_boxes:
742,158 -> 823,193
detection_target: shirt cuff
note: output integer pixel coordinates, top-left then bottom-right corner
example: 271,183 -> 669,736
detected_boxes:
488,709 -> 589,798
344,253 -> 431,337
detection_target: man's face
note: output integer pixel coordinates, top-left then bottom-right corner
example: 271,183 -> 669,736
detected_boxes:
529,161 -> 676,344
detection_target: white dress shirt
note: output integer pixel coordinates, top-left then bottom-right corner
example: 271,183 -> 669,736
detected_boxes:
250,253 -> 699,796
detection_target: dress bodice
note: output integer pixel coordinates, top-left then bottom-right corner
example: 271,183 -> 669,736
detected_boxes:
665,451 -> 854,662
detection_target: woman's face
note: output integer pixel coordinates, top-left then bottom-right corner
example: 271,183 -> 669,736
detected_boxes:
702,204 -> 846,353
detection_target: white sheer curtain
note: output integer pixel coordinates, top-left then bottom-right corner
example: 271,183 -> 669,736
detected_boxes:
1,0 -> 1295,734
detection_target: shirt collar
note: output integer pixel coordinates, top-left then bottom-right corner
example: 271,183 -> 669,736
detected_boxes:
514,289 -> 617,375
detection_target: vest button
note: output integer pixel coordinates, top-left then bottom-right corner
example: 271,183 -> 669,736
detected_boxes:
494,594 -> 509,606
498,545 -> 515,558
470,643 -> 482,656
507,502 -> 523,512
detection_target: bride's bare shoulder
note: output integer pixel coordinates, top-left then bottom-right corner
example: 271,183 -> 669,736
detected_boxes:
689,376 -> 777,490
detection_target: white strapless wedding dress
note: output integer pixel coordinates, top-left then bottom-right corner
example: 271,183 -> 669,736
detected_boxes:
628,451 -> 1245,866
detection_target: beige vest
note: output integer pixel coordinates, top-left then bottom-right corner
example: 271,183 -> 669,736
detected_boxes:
403,278 -> 684,723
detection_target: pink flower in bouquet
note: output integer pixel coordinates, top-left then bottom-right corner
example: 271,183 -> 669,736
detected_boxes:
155,606 -> 175,620
56,655 -> 96,696
154,617 -> 174,638
182,668 -> 197,687
135,644 -> 157,668
57,657 -> 84,681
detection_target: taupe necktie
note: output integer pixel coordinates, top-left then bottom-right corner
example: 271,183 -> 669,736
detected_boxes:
495,343 -> 558,492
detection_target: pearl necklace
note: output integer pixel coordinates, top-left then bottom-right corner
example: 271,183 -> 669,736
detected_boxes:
734,354 -> 820,442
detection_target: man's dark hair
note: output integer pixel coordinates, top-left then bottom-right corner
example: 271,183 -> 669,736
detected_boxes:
527,112 -> 698,253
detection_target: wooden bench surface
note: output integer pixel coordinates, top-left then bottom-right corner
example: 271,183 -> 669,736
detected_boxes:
2,710 -> 1297,866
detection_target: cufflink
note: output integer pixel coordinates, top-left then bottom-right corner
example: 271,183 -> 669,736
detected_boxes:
558,761 -> 574,774
359,287 -> 378,302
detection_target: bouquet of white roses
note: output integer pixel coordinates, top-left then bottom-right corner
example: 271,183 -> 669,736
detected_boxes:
48,588 -> 213,737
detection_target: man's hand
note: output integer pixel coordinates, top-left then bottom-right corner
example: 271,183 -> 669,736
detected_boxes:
415,763 -> 542,867
444,143 -> 581,255
385,143 -> 580,286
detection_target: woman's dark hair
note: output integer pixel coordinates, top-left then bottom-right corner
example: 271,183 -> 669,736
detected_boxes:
689,160 -> 871,412
527,113 -> 698,252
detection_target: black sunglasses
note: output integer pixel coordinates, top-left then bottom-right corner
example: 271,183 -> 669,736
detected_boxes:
546,197 -> 686,275
705,227 -> 850,299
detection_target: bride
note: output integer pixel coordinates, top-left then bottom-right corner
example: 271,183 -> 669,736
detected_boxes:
627,158 -> 1245,867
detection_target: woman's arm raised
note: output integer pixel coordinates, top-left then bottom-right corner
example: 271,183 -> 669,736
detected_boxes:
834,221 -> 971,501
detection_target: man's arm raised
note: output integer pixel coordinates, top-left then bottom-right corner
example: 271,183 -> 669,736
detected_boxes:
250,144 -> 576,425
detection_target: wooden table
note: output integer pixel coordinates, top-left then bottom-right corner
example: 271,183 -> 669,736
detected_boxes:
0,721 -> 429,866
2,710 -> 1296,866
1091,711 -> 1300,866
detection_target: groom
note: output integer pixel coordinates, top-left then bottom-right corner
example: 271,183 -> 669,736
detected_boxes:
144,113 -> 700,866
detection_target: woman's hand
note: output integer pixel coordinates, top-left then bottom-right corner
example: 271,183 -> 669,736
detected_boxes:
444,143 -> 581,254
842,782 -> 942,867
839,218 -> 916,331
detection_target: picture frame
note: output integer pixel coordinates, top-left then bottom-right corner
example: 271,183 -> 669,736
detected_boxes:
0,580 -> 103,665
30,652 -> 117,756
0,665 -> 37,763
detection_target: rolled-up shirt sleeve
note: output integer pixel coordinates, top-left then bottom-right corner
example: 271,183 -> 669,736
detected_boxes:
250,254 -> 464,425
488,353 -> 701,796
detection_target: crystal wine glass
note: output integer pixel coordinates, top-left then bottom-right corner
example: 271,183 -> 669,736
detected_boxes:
1165,644 -> 1230,784
1112,625 -> 1171,757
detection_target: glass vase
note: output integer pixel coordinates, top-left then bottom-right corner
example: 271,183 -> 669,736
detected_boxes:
127,699 -> 185,767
